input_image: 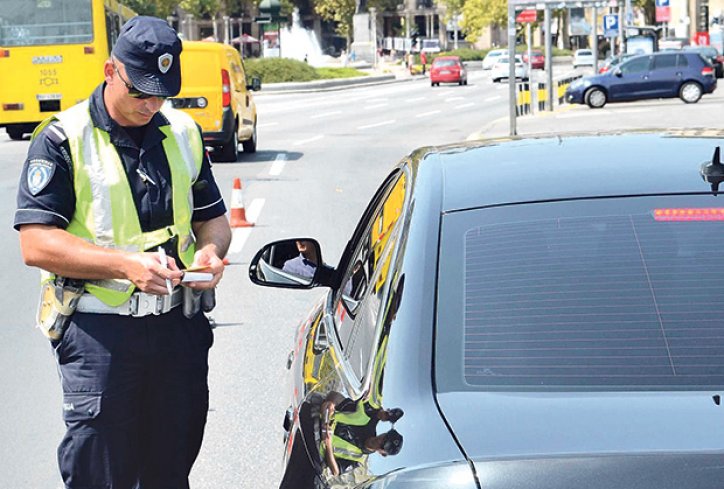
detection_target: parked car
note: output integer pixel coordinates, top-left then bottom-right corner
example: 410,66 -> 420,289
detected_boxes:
566,51 -> 717,108
491,55 -> 529,83
573,48 -> 595,68
249,131 -> 724,489
598,53 -> 636,74
482,48 -> 507,70
522,50 -> 545,69
684,45 -> 724,78
430,56 -> 467,86
170,41 -> 261,162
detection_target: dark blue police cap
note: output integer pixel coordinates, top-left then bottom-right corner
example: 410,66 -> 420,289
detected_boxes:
112,16 -> 183,97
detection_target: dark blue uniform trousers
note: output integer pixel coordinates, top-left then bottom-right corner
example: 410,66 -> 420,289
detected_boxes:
52,306 -> 213,489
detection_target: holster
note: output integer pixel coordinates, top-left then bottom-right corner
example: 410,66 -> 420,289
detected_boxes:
182,288 -> 216,318
36,277 -> 84,341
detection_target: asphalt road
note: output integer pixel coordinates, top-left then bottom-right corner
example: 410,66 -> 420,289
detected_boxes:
0,66 -> 720,488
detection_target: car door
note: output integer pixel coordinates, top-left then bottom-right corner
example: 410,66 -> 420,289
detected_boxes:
608,55 -> 653,101
286,169 -> 409,488
647,53 -> 681,97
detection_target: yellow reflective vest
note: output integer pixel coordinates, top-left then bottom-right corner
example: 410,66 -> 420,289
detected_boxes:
33,100 -> 203,306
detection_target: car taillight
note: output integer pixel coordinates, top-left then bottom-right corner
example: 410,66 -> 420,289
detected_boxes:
702,66 -> 714,77
221,69 -> 231,107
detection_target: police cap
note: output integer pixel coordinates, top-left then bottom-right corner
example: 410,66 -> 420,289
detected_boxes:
112,16 -> 183,97
382,429 -> 403,456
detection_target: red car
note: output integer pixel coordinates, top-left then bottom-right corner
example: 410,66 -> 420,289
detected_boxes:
430,56 -> 467,86
522,50 -> 545,69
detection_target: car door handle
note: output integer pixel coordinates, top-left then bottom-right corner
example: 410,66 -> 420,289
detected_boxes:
643,75 -> 649,80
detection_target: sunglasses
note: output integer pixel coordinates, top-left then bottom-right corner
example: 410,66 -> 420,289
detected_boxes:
112,60 -> 166,100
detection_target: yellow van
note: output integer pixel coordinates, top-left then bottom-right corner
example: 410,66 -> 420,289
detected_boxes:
171,41 -> 261,162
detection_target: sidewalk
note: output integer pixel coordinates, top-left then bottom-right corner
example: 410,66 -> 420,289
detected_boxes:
469,87 -> 724,140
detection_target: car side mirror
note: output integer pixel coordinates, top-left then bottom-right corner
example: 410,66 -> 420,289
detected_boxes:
248,76 -> 262,91
613,68 -> 623,77
248,238 -> 335,289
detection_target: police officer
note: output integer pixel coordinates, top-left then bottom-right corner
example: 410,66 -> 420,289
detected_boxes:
14,16 -> 231,489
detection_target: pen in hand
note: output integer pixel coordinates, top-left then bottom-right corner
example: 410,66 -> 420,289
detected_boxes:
157,246 -> 174,295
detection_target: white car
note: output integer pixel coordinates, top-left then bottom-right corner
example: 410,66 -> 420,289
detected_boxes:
573,49 -> 595,68
482,48 -> 507,70
491,55 -> 529,82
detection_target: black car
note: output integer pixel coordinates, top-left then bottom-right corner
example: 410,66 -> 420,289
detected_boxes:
250,132 -> 724,489
684,45 -> 724,78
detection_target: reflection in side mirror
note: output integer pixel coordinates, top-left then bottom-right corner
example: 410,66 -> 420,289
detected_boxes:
249,238 -> 334,289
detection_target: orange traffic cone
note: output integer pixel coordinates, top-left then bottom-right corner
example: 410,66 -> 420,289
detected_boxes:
229,177 -> 254,227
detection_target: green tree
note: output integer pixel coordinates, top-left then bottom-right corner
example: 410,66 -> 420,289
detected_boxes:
460,0 -> 506,43
124,0 -> 178,17
313,0 -> 355,44
633,0 -> 655,25
179,0 -> 221,18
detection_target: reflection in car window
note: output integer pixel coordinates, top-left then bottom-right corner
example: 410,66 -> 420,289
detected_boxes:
621,56 -> 650,74
335,173 -> 407,381
677,54 -> 689,67
433,59 -> 458,67
653,54 -> 677,70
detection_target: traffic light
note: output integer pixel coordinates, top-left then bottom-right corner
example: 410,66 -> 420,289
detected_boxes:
698,2 -> 709,32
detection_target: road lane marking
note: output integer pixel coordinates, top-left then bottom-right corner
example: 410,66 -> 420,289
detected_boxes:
455,103 -> 476,109
357,119 -> 396,130
416,110 -> 441,118
406,97 -> 425,102
292,134 -> 324,146
270,153 -> 286,176
228,198 -> 265,255
257,122 -> 279,128
365,103 -> 389,110
485,96 -> 502,101
311,111 -> 341,119
446,96 -> 464,102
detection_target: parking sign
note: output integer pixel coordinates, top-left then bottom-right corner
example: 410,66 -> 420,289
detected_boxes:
603,14 -> 619,37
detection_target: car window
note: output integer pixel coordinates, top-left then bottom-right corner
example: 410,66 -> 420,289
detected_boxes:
437,195 -> 724,392
621,56 -> 650,74
577,50 -> 592,56
653,54 -> 677,70
677,54 -> 689,67
434,59 -> 457,67
335,171 -> 408,381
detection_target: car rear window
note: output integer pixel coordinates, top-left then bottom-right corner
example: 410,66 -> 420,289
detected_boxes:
437,196 -> 724,392
434,59 -> 458,67
578,50 -> 592,55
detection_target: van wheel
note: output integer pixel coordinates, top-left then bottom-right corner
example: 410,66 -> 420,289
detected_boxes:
7,127 -> 24,140
679,81 -> 702,103
242,122 -> 257,153
218,124 -> 239,162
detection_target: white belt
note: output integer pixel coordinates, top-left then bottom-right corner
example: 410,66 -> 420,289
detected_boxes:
76,289 -> 183,317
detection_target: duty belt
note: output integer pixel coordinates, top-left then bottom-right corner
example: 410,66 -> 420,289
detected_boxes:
76,289 -> 183,317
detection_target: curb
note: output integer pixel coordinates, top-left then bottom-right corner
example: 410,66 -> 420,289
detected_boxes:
259,74 -> 401,94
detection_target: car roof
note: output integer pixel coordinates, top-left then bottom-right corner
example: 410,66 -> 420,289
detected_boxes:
415,131 -> 724,213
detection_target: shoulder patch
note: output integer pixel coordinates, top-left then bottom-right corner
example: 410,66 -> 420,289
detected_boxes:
27,159 -> 56,195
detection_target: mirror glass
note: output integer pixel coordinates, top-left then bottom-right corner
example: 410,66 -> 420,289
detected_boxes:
250,238 -> 321,288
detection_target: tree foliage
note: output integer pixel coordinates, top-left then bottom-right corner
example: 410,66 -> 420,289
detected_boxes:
179,0 -> 222,18
460,0 -> 506,42
314,0 -> 355,41
437,0 -> 464,23
123,0 -> 178,17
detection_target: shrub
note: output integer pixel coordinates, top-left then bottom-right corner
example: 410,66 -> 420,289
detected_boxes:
244,58 -> 319,83
315,67 -> 368,79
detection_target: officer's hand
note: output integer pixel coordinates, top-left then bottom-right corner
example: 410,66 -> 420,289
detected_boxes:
125,252 -> 183,295
185,248 -> 225,290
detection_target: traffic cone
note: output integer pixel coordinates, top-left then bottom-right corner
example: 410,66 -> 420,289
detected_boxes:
229,177 -> 254,227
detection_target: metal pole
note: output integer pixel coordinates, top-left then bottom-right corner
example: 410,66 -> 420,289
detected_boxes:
527,22 -> 532,76
223,15 -> 230,44
508,0 -> 517,136
592,6 -> 598,71
545,5 -> 553,111
618,3 -> 624,55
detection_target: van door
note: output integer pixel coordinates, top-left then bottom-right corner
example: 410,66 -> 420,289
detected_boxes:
227,50 -> 253,135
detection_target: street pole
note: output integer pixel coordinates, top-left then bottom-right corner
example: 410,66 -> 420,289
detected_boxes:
618,3 -> 624,55
592,6 -> 598,71
508,0 -> 517,136
545,5 -> 553,111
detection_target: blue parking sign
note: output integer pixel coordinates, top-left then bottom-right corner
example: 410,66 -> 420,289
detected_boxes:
603,14 -> 619,37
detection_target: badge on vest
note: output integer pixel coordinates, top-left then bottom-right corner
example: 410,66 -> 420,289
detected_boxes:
27,159 -> 55,195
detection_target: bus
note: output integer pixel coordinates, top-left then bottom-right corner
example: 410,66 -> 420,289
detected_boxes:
0,0 -> 136,140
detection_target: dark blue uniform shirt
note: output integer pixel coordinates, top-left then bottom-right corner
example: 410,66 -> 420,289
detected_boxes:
14,83 -> 226,256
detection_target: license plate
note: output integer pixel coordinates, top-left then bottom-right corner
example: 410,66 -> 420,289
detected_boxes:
36,93 -> 62,101
440,70 -> 451,74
